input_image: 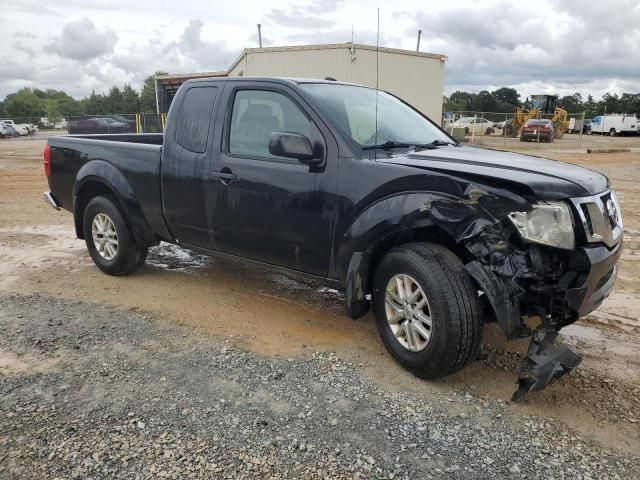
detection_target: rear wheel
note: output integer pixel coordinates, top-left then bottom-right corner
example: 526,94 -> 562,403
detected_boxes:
83,196 -> 148,276
372,243 -> 482,379
610,128 -> 616,137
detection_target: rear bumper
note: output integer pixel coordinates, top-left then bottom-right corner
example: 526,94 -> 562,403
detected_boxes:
521,132 -> 552,140
565,240 -> 622,317
43,191 -> 61,210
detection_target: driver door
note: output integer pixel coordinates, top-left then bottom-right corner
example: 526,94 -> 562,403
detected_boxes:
209,82 -> 338,277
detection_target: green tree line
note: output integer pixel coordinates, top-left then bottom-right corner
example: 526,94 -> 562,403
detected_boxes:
2,79 -> 639,121
445,88 -> 640,118
0,71 -> 168,121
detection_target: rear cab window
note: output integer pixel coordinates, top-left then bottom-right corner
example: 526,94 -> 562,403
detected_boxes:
175,86 -> 219,153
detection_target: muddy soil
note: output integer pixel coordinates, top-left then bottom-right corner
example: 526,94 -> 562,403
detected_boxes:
1,134 -> 639,458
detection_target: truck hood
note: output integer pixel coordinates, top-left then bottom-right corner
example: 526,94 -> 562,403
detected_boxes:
378,146 -> 608,200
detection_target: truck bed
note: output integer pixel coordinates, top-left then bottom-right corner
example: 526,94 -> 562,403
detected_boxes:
47,133 -> 169,244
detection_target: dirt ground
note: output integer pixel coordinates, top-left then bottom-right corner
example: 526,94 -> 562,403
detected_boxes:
1,133 -> 639,468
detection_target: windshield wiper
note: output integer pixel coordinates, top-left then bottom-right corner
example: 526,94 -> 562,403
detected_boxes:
362,141 -> 435,151
362,140 -> 458,150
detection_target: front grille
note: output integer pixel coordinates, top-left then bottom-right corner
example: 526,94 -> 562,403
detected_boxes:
580,204 -> 593,235
570,190 -> 623,248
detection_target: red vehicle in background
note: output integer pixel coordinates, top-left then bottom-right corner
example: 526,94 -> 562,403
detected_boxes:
520,118 -> 554,143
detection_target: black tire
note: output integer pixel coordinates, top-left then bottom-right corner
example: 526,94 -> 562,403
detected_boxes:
82,196 -> 148,276
372,242 -> 482,379
610,128 -> 616,137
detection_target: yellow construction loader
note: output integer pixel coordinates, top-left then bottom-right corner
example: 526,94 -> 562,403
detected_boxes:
505,95 -> 569,139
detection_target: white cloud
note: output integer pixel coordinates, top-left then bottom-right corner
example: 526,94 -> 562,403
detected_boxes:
45,18 -> 117,61
0,0 -> 638,101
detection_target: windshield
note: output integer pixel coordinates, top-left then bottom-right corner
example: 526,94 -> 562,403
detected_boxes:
300,83 -> 451,148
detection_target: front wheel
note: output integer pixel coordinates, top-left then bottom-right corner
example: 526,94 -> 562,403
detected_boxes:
372,243 -> 482,379
83,196 -> 148,276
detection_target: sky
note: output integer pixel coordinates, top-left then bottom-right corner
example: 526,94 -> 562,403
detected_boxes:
1,0 -> 639,100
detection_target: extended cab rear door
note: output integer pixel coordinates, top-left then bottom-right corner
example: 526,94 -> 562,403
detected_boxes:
161,82 -> 221,248
209,80 -> 339,277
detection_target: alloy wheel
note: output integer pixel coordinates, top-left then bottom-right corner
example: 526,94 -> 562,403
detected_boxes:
384,274 -> 433,352
91,213 -> 118,260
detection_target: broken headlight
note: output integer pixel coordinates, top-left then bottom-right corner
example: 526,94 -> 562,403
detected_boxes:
508,202 -> 575,250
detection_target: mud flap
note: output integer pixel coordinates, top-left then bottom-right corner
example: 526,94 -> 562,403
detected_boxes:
512,328 -> 582,402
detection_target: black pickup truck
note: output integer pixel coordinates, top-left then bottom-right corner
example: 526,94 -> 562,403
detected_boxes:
44,77 -> 623,399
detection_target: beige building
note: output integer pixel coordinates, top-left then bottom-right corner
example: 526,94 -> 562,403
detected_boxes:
156,43 -> 447,121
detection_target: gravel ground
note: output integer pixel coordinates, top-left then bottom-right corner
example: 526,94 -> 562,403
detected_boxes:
1,293 -> 639,479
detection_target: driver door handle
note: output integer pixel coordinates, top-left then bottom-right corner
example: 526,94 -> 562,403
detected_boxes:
212,168 -> 238,185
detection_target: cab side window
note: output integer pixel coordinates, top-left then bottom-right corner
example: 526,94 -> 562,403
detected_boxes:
229,90 -> 311,159
175,86 -> 218,153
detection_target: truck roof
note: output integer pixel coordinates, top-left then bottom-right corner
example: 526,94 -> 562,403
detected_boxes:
182,76 -> 367,88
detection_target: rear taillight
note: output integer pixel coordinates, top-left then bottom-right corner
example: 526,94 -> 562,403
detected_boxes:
43,144 -> 51,177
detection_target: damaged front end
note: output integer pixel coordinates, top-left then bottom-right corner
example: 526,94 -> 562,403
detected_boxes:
343,180 -> 622,400
459,192 -> 623,401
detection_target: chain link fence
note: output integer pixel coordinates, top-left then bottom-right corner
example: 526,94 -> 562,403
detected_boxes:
1,113 -> 167,136
65,113 -> 166,134
441,111 -> 592,150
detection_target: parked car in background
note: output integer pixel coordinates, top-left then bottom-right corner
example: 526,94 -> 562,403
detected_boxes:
1,124 -> 20,137
40,117 -> 54,129
109,115 -> 136,131
588,114 -> 637,136
1,120 -> 31,136
0,124 -> 18,138
68,117 -> 130,134
2,119 -> 38,135
520,118 -> 554,142
452,116 -> 495,135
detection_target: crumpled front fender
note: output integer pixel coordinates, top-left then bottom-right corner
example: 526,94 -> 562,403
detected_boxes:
341,186 -> 532,320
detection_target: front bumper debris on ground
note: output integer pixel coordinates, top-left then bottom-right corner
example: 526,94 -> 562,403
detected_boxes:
512,328 -> 582,401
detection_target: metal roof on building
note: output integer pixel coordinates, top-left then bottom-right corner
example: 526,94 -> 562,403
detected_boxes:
156,43 -> 447,87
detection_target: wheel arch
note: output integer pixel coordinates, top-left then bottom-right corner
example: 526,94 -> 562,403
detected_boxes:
73,161 -> 153,246
339,191 -> 487,319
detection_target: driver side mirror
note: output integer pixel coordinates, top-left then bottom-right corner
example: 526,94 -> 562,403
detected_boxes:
268,132 -> 321,165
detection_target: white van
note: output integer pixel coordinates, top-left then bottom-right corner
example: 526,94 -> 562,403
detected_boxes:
588,114 -> 637,136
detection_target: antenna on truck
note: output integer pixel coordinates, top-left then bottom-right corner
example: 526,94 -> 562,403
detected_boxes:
374,7 -> 380,162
